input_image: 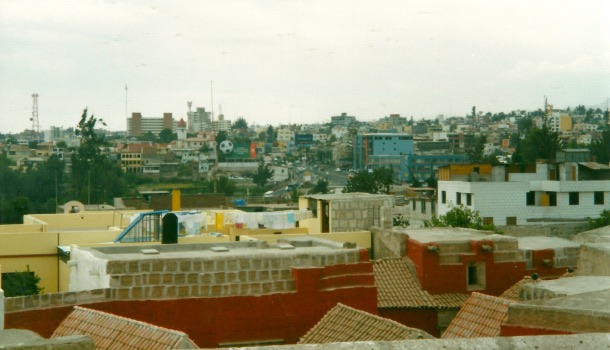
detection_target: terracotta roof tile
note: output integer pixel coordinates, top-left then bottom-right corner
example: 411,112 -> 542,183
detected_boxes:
298,303 -> 433,344
374,257 -> 468,309
52,306 -> 197,350
441,292 -> 514,338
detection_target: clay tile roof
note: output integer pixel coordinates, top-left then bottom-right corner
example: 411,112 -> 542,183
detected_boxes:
441,292 -> 515,339
500,276 -> 533,301
374,257 -> 468,309
298,303 -> 433,344
52,306 -> 198,350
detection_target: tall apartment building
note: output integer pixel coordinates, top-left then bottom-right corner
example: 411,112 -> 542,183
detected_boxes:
211,114 -> 231,132
127,112 -> 175,137
187,107 -> 212,133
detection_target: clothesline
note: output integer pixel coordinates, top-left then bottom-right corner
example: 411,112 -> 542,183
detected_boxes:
224,210 -> 313,229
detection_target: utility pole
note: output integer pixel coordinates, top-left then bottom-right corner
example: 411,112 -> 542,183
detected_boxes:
30,93 -> 39,142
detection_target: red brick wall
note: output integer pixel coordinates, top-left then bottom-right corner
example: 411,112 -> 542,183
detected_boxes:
407,239 -> 525,296
378,308 -> 439,337
5,263 -> 377,348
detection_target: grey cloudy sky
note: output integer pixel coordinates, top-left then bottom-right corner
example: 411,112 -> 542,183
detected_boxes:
1,0 -> 609,134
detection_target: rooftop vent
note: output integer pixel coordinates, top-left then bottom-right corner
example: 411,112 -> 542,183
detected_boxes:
277,243 -> 295,250
211,246 -> 229,253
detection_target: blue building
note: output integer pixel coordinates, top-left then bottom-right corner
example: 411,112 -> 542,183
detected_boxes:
353,133 -> 414,177
400,154 -> 469,183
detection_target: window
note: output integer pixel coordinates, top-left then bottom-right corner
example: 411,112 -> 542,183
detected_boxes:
569,192 -> 579,205
421,199 -> 426,214
456,193 -> 462,205
483,217 -> 494,226
473,167 -> 480,174
441,191 -> 446,204
506,216 -> 517,226
466,193 -> 472,206
594,191 -> 604,205
467,262 -> 486,291
526,191 -> 535,206
548,192 -> 557,206
412,200 -> 416,211
308,198 -> 318,217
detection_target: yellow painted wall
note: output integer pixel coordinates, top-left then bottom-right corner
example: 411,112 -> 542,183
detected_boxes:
27,210 -> 146,229
541,193 -> 549,206
0,256 -> 58,295
0,224 -> 46,233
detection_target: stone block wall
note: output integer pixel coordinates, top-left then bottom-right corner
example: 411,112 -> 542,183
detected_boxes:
331,198 -> 393,232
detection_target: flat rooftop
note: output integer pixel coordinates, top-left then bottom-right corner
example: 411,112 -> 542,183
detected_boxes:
79,236 -> 360,262
521,276 -> 610,299
517,236 -> 580,250
404,227 -> 511,244
303,192 -> 392,201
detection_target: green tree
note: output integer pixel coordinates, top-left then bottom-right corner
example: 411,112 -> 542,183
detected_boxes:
1,265 -> 43,297
589,129 -> 610,165
587,209 -> 610,230
253,160 -> 274,189
513,117 -> 560,164
56,140 -> 68,149
159,128 -> 176,143
216,176 -> 237,195
393,214 -> 410,228
71,108 -> 128,204
310,178 -> 329,194
465,135 -> 486,164
426,204 -> 500,233
343,167 -> 394,194
266,126 -> 276,143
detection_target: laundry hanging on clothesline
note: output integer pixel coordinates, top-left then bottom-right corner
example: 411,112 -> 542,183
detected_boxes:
223,210 -> 312,229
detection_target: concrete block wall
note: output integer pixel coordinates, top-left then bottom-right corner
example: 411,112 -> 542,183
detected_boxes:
330,198 -> 393,232
577,244 -> 610,276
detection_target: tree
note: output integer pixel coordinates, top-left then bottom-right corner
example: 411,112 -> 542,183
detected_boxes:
589,129 -> 610,164
425,204 -> 500,233
56,140 -> 68,149
513,117 -> 560,164
310,178 -> 329,194
343,167 -> 394,194
1,265 -> 43,297
587,209 -> 610,230
465,135 -> 486,163
266,126 -> 276,143
216,176 -> 237,196
253,160 -> 274,189
71,108 -> 127,204
159,128 -> 176,143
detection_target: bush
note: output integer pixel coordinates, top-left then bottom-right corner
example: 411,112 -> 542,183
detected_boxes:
425,204 -> 501,233
1,265 -> 43,297
393,214 -> 410,228
588,209 -> 610,230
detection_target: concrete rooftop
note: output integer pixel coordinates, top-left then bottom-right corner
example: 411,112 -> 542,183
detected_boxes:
517,236 -> 580,250
521,276 -> 610,300
80,237 -> 359,262
403,227 -> 510,244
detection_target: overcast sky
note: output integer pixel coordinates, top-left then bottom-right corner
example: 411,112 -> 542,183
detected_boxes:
1,0 -> 609,134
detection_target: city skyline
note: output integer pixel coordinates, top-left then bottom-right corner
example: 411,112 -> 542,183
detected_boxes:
1,0 -> 609,134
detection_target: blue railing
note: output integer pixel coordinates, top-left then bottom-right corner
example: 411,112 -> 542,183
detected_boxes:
114,210 -> 170,243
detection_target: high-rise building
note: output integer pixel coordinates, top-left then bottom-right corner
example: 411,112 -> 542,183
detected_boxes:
331,113 -> 356,127
187,107 -> 212,133
127,112 -> 175,136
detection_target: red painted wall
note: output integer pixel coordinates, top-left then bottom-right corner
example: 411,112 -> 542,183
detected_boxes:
407,239 -> 526,296
5,263 -> 377,348
378,308 -> 439,337
527,249 -> 573,279
500,324 -> 573,336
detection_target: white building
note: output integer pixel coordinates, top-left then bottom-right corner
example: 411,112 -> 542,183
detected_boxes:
438,161 -> 610,226
277,127 -> 294,142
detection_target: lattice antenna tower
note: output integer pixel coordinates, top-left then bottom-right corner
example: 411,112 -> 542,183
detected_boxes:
30,93 -> 40,141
